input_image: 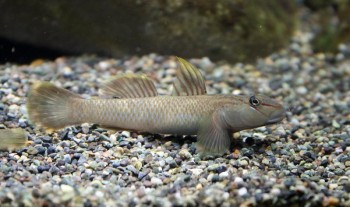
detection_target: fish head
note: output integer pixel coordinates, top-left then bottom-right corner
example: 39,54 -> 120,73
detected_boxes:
222,94 -> 286,131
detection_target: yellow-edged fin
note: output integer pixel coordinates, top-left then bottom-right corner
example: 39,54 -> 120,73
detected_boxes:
172,57 -> 207,96
99,74 -> 158,98
0,128 -> 28,151
196,110 -> 231,155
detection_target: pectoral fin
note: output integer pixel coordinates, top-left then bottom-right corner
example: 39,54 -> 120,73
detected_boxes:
196,111 -> 231,155
100,74 -> 158,98
172,57 -> 207,96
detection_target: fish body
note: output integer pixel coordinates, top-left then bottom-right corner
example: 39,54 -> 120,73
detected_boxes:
0,128 -> 28,151
27,58 -> 285,154
73,95 -> 243,134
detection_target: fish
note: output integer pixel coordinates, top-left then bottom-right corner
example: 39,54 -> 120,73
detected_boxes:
0,128 -> 28,151
26,57 -> 285,155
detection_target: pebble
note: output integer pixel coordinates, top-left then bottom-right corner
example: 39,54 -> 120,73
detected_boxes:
178,149 -> 192,159
151,177 -> 163,186
60,184 -> 75,202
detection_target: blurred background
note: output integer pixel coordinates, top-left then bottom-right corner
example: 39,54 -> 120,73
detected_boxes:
0,0 -> 349,64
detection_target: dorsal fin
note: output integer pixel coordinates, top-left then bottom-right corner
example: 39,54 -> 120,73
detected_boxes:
172,57 -> 207,96
100,74 -> 158,98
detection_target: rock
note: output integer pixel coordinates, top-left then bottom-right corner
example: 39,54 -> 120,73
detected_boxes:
178,149 -> 192,159
60,184 -> 75,202
151,177 -> 163,186
0,1 -> 297,63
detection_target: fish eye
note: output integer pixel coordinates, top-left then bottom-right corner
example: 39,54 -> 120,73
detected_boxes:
249,96 -> 260,107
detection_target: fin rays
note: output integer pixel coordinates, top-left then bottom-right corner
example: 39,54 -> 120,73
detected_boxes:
100,74 -> 158,99
197,110 -> 231,155
172,57 -> 207,96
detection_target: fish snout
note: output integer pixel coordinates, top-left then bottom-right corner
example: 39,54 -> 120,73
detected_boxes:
267,108 -> 286,124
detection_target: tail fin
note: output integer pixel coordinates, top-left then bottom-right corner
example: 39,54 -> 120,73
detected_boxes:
26,82 -> 83,132
0,128 -> 28,151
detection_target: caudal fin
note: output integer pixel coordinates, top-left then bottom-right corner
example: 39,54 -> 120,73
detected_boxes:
26,82 -> 83,132
0,128 -> 28,151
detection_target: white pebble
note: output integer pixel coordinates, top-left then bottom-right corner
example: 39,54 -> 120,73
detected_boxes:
219,171 -> 229,179
81,123 -> 90,134
151,177 -> 163,186
121,131 -> 130,137
296,86 -> 307,95
234,177 -> 244,184
190,168 -> 204,176
238,187 -> 248,196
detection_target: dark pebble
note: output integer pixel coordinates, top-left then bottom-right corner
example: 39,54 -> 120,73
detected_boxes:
216,165 -> 227,174
269,78 -> 283,90
32,188 -> 41,198
168,160 -> 178,168
49,166 -> 60,174
304,151 -> 316,161
323,147 -> 333,155
189,145 -> 196,154
244,137 -> 255,145
38,165 -> 50,173
112,161 -> 121,168
103,143 -> 114,149
41,136 -> 52,143
241,148 -> 254,158
211,174 -> 220,182
34,139 -> 43,144
284,178 -> 295,188
59,130 -> 69,140
119,141 -> 130,148
35,146 -> 47,155
344,184 -> 350,193
42,143 -> 51,148
138,171 -> 149,180
73,153 -> 81,159
120,159 -> 128,167
0,103 -> 5,110
78,156 -> 87,166
127,165 -> 139,176
144,143 -> 153,149
47,146 -> 56,154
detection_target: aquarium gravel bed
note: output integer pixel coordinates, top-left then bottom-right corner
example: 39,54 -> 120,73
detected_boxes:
0,32 -> 350,207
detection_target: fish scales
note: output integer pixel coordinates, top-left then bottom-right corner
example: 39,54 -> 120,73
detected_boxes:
27,57 -> 285,155
74,95 -> 232,134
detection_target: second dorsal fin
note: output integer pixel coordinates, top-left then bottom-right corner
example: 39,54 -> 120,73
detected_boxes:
172,57 -> 207,96
100,74 -> 158,98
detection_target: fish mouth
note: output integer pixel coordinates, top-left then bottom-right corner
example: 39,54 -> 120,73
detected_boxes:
266,109 -> 286,124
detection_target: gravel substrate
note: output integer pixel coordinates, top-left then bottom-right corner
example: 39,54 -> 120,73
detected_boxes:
0,31 -> 350,207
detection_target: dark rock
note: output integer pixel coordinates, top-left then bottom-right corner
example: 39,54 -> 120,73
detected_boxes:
41,136 -> 52,143
127,165 -> 139,176
47,146 -> 56,154
35,146 -> 47,155
0,1 -> 297,63
37,165 -> 50,173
